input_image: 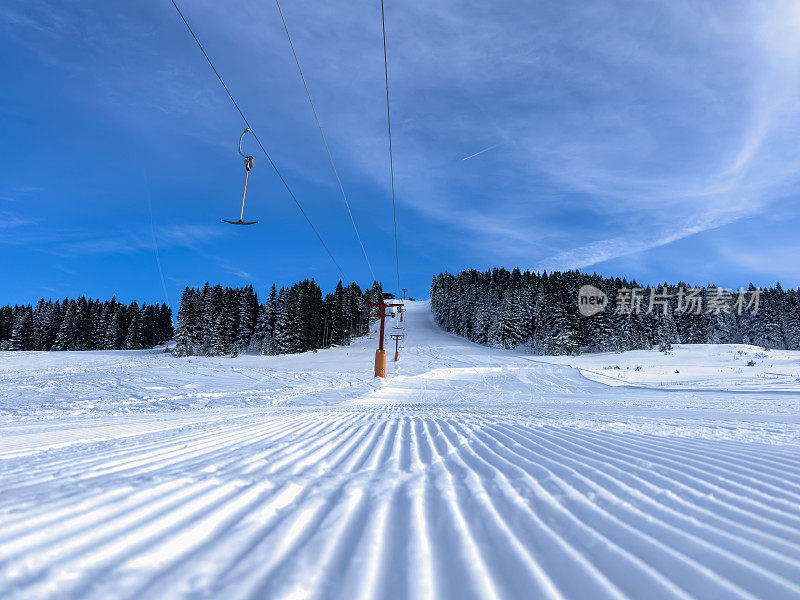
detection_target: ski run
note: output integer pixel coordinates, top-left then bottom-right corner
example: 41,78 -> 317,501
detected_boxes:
1,300 -> 799,600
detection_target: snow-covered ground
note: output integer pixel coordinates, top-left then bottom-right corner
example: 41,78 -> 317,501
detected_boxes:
1,301 -> 799,599
535,343 -> 800,392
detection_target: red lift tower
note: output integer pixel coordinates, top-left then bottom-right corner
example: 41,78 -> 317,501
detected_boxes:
367,301 -> 404,377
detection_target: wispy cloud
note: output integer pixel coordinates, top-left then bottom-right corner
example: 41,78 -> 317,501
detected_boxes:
0,212 -> 32,230
462,143 -> 501,161
535,211 -> 746,273
0,222 -> 229,256
256,0 -> 800,270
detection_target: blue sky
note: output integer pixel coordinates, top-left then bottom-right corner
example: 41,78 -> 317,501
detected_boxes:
3,0 -> 800,309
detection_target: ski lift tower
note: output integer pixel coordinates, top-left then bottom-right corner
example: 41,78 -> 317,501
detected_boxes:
400,289 -> 407,322
367,300 -> 404,377
389,332 -> 404,362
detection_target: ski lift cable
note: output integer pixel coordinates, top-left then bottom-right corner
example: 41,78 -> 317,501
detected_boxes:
273,0 -> 375,282
380,0 -> 401,298
169,0 -> 348,282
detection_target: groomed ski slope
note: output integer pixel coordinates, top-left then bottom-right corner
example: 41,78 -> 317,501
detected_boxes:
1,301 -> 800,600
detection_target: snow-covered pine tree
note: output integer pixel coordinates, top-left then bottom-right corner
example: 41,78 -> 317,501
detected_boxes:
8,307 -> 34,350
53,300 -> 78,350
252,304 -> 270,354
344,282 -> 363,341
758,286 -> 786,349
783,289 -> 800,350
73,296 -> 92,351
707,287 -> 740,344
137,303 -> 151,348
96,301 -> 114,350
579,275 -> 614,352
274,286 -> 299,354
257,284 -> 279,354
162,303 -> 174,344
107,304 -> 127,350
31,299 -> 50,350
235,285 -> 258,353
46,299 -> 63,350
472,289 -> 492,346
328,281 -> 347,346
549,277 -> 580,355
125,302 -> 143,350
674,284 -> 708,344
221,288 -> 238,356
0,305 -> 13,348
493,290 -> 524,348
655,311 -> 677,352
298,279 -> 324,352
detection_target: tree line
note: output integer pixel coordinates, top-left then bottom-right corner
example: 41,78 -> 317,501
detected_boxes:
430,268 -> 800,355
175,279 -> 384,356
0,297 -> 174,351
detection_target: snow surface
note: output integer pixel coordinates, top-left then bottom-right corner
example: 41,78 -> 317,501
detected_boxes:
534,344 -> 800,393
1,301 -> 799,599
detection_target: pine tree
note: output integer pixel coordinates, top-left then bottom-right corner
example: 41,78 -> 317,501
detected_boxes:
31,299 -> 49,350
547,279 -> 580,355
125,303 -> 143,350
256,284 -> 279,354
8,307 -> 34,350
708,287 -> 740,345
235,286 -> 258,353
159,303 -> 174,344
199,285 -> 223,355
222,288 -> 238,355
175,287 -> 197,356
74,296 -> 92,350
96,301 -> 114,349
0,305 -> 14,348
759,287 -> 785,349
273,286 -> 295,354
783,290 -> 800,350
295,280 -> 314,352
53,300 -> 78,350
582,279 -> 614,352
107,305 -> 126,350
329,281 -> 347,346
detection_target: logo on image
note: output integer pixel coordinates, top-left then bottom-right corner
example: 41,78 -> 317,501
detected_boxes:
578,285 -> 608,316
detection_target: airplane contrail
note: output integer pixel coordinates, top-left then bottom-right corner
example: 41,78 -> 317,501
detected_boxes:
462,143 -> 501,161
